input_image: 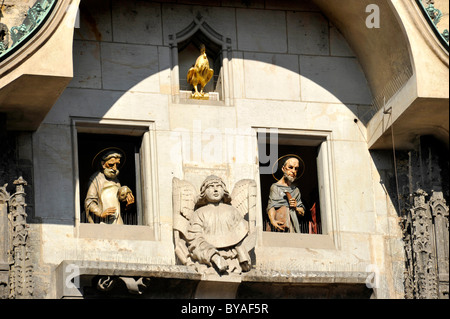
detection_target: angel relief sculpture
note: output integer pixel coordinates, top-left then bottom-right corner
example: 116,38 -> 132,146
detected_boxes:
173,175 -> 257,275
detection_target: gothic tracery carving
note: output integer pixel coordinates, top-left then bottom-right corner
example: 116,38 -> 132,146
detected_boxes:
8,177 -> 33,298
401,189 -> 449,299
0,177 -> 34,299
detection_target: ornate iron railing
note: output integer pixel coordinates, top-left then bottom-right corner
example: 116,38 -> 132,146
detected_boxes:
0,0 -> 56,61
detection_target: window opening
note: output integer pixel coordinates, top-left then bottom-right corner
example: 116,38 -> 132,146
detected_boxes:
77,132 -> 142,225
168,14 -> 233,105
177,30 -> 223,99
259,134 -> 322,234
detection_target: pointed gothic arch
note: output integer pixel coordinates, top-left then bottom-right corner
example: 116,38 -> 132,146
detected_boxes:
168,14 -> 233,105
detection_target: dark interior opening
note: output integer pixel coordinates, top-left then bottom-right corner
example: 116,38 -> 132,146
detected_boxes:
177,30 -> 223,95
77,133 -> 141,225
258,134 -> 322,234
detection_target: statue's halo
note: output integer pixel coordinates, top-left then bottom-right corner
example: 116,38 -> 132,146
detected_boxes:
271,154 -> 305,182
91,147 -> 127,170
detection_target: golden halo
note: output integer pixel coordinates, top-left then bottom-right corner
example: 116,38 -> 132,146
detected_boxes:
271,154 -> 305,182
91,147 -> 127,170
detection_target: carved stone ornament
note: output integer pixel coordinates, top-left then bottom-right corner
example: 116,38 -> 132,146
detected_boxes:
96,276 -> 151,295
401,189 -> 449,299
0,183 -> 9,299
0,23 -> 9,53
173,176 -> 257,275
0,177 -> 34,299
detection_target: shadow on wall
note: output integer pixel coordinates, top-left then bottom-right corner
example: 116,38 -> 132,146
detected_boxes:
34,0 -> 381,225
370,135 -> 449,218
49,0 -> 374,121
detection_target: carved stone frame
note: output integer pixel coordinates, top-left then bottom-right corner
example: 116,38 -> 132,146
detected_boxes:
168,14 -> 234,106
253,127 -> 339,250
71,117 -> 160,241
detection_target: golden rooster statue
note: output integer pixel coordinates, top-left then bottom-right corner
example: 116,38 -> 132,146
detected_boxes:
187,44 -> 214,99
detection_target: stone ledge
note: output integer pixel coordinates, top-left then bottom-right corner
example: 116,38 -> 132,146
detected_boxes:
57,260 -> 201,281
242,269 -> 371,285
176,90 -> 225,106
179,90 -> 220,101
57,260 -> 370,285
78,223 -> 156,241
55,260 -> 373,298
55,260 -> 201,298
0,263 -> 9,271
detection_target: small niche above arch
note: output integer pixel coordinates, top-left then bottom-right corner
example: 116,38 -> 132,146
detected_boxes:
178,32 -> 223,97
168,14 -> 233,106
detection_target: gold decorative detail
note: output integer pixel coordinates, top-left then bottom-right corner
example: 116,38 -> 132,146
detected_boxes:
187,44 -> 214,99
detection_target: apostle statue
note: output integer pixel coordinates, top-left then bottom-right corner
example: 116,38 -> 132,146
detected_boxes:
172,175 -> 256,275
266,155 -> 306,233
84,148 -> 135,224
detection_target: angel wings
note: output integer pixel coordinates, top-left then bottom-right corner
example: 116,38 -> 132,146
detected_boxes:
172,176 -> 257,274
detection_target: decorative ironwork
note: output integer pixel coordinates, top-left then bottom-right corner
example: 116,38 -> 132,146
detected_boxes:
424,1 -> 443,25
418,0 -> 449,45
0,22 -> 8,53
0,0 -> 56,59
442,29 -> 449,42
401,189 -> 449,299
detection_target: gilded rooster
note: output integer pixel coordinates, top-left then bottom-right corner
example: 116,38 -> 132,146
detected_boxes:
187,44 -> 214,99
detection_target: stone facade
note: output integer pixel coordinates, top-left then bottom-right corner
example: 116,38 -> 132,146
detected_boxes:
0,0 -> 448,299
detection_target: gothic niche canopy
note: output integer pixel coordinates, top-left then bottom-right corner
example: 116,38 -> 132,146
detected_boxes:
169,14 -> 233,105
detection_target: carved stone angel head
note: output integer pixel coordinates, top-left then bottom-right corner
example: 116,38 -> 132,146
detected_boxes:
196,175 -> 232,207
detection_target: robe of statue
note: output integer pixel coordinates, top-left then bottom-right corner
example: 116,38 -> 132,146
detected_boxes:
85,171 -> 123,224
267,183 -> 305,233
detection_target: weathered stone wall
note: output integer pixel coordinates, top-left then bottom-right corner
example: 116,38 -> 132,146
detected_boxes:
0,114 -> 39,298
373,136 -> 449,217
371,135 -> 449,298
0,115 -> 34,214
29,0 -> 409,298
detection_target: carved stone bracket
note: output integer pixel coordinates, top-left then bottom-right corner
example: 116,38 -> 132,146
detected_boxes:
96,276 -> 151,295
401,189 -> 449,299
55,260 -> 199,298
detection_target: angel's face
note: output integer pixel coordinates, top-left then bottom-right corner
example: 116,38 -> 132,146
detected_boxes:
204,181 -> 224,203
